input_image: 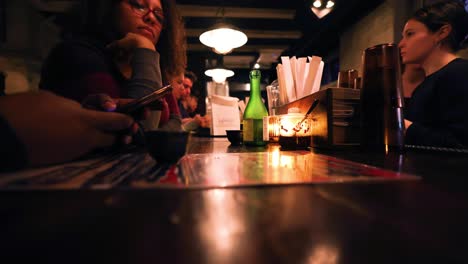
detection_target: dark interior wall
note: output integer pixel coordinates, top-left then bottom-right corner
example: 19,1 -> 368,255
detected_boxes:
185,52 -> 209,115
0,71 -> 5,95
0,0 -> 5,43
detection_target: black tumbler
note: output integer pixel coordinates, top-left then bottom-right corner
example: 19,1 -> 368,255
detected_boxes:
0,71 -> 6,96
360,43 -> 405,152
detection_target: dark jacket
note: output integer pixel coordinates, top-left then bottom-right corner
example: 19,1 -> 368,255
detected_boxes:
39,35 -> 178,124
0,114 -> 27,172
405,58 -> 468,147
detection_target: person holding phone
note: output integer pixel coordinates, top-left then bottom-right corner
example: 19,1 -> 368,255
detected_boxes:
398,0 -> 468,147
39,0 -> 186,129
0,91 -> 137,171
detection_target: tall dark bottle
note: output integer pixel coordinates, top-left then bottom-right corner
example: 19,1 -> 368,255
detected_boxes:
0,71 -> 6,96
243,70 -> 268,146
360,43 -> 405,152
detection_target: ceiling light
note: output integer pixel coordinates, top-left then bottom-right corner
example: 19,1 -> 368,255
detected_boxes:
253,63 -> 260,69
313,0 -> 322,8
200,23 -> 248,55
310,0 -> 335,19
205,68 -> 235,83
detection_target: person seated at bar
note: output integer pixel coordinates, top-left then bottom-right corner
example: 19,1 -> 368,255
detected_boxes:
398,0 -> 468,147
168,70 -> 199,130
402,63 -> 425,101
185,95 -> 199,117
179,71 -> 197,118
39,0 -> 186,129
169,70 -> 186,103
0,91 -> 137,172
177,71 -> 209,131
161,70 -> 187,130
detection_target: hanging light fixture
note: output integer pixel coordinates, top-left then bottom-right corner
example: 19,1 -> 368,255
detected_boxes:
310,0 -> 335,19
205,67 -> 235,83
199,7 -> 248,54
204,57 -> 234,83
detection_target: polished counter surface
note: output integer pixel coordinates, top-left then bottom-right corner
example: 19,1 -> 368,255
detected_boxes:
1,136 -> 468,263
0,137 -> 420,190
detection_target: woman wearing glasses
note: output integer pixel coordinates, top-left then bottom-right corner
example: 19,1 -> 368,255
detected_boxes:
40,0 -> 186,129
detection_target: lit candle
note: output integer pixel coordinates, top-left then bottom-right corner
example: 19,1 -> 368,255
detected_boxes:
279,113 -> 313,149
267,116 -> 280,142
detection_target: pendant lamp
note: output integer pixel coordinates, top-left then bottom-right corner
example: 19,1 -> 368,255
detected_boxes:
205,67 -> 235,83
204,55 -> 235,83
310,0 -> 335,19
199,7 -> 248,54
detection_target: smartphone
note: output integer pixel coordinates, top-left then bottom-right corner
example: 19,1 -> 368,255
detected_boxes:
116,84 -> 172,115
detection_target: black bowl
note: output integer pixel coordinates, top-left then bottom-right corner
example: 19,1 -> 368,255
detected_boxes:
145,130 -> 189,163
226,130 -> 243,145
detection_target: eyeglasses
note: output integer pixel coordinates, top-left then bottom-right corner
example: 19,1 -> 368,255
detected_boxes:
127,0 -> 165,26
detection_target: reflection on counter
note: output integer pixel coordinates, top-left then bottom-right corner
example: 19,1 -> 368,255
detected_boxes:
178,150 -> 419,188
0,143 -> 419,190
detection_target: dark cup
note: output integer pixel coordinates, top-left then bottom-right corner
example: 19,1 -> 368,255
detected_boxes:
361,43 -> 404,152
145,130 -> 189,163
337,69 -> 358,88
226,130 -> 243,145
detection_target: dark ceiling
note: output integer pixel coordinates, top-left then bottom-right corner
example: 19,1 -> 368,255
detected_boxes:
177,0 -> 385,85
35,0 -> 384,86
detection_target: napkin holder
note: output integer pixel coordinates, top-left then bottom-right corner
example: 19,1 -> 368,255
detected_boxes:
275,88 -> 361,148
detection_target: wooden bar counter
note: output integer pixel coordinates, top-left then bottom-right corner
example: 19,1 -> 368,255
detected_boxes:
1,136 -> 468,263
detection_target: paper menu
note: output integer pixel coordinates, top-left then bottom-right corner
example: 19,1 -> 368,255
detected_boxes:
209,95 -> 241,136
238,100 -> 246,115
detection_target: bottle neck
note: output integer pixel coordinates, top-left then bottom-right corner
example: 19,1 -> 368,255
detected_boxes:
249,76 -> 262,101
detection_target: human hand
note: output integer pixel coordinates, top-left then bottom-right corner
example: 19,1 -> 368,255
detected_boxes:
82,93 -> 150,120
107,32 -> 156,55
195,115 -> 210,128
203,116 -> 211,128
82,93 -> 151,144
0,91 -> 135,166
82,93 -> 118,112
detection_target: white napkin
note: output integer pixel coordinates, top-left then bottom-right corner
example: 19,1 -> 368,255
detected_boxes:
276,64 -> 288,106
277,55 -> 324,105
304,56 -> 322,95
295,57 -> 307,99
281,56 -> 296,102
312,61 -> 324,94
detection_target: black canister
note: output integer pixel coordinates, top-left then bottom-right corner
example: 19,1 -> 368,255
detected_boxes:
360,43 -> 405,152
0,71 -> 6,96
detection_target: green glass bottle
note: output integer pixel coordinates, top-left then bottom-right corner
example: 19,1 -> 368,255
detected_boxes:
243,70 -> 268,146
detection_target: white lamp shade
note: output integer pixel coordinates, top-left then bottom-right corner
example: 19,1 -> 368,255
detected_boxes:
199,25 -> 248,54
205,68 -> 235,83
